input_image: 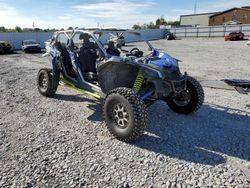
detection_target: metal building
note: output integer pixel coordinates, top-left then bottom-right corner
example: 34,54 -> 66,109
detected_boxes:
180,7 -> 250,27
180,12 -> 219,27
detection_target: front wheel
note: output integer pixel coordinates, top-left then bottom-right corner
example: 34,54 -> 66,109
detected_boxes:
37,68 -> 58,97
167,76 -> 204,114
103,87 -> 147,142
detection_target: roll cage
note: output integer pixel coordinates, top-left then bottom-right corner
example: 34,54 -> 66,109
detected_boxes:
52,29 -> 157,60
54,30 -> 109,59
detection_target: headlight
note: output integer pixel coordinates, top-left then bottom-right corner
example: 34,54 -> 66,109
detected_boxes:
142,67 -> 163,79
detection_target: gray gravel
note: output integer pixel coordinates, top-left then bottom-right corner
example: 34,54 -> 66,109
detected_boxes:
0,38 -> 250,187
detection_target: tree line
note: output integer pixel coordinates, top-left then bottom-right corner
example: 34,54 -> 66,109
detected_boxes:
132,17 -> 180,30
0,26 -> 82,33
0,26 -> 58,33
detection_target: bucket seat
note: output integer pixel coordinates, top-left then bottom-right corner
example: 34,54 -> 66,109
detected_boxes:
79,33 -> 97,74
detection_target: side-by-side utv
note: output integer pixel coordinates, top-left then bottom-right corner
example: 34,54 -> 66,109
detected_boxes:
37,30 -> 204,142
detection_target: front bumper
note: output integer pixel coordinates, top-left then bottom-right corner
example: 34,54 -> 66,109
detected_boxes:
24,46 -> 41,51
168,77 -> 187,94
2,47 -> 13,53
152,75 -> 187,99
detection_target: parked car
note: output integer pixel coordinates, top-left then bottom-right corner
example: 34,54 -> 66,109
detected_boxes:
0,41 -> 13,54
21,40 -> 41,53
108,32 -> 126,46
225,31 -> 244,41
165,30 -> 176,40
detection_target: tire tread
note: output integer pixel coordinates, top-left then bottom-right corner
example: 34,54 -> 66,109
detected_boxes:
37,68 -> 58,97
167,76 -> 204,114
103,87 -> 148,142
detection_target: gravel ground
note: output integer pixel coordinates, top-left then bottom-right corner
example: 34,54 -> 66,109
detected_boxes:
0,38 -> 250,187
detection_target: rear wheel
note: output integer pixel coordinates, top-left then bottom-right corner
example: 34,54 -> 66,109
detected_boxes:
103,87 -> 147,142
37,68 -> 58,97
167,76 -> 204,114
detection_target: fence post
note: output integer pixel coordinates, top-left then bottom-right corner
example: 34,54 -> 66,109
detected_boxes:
197,27 -> 199,37
223,26 -> 226,37
209,27 -> 211,37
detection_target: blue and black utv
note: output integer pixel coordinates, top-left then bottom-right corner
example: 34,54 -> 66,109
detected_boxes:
37,30 -> 204,142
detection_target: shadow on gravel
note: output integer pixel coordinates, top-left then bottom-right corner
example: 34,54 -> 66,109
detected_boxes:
54,94 -> 90,103
52,94 -> 250,166
134,103 -> 250,166
54,94 -> 103,121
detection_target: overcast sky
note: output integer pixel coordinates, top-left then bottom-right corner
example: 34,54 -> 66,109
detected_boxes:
0,0 -> 249,29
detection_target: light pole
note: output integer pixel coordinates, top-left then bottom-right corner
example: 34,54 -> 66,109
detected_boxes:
194,0 -> 198,14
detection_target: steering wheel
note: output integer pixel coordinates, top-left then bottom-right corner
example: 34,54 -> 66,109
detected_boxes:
129,48 -> 143,58
129,48 -> 140,55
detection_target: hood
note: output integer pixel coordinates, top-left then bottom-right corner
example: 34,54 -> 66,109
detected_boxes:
148,50 -> 178,71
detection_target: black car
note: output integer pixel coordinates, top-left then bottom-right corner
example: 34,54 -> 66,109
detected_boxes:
21,40 -> 41,53
0,41 -> 13,54
165,30 -> 176,40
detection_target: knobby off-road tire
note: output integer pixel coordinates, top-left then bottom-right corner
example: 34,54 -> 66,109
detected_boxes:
37,68 -> 58,97
167,76 -> 204,114
103,87 -> 148,142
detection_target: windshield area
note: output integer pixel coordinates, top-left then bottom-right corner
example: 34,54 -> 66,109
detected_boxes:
23,40 -> 38,45
109,40 -> 154,58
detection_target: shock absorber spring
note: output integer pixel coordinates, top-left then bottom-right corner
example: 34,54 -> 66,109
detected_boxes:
133,70 -> 144,93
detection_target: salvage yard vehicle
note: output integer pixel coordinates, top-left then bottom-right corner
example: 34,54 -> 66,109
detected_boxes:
37,29 -> 204,142
0,41 -> 13,54
223,79 -> 250,94
224,31 -> 244,41
165,30 -> 176,40
21,39 -> 41,53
